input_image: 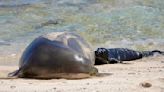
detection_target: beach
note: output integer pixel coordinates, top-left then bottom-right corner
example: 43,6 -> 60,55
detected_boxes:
0,0 -> 164,92
0,56 -> 163,92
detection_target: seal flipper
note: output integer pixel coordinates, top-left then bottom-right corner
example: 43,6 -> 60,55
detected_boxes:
141,50 -> 164,57
109,58 -> 122,64
8,67 -> 23,78
152,50 -> 164,55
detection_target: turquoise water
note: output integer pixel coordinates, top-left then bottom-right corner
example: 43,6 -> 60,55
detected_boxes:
0,0 -> 163,65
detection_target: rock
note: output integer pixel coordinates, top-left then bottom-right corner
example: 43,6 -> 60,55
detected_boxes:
140,82 -> 152,88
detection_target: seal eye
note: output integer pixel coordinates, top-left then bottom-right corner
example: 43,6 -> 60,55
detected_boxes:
74,54 -> 84,63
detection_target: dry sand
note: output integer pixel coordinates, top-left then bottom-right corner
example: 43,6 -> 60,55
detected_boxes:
0,56 -> 164,92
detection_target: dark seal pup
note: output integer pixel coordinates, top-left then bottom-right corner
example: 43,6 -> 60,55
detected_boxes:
9,32 -> 98,79
95,48 -> 164,64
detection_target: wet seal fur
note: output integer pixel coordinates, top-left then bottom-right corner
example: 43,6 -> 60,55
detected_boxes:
9,32 -> 98,79
95,48 -> 164,64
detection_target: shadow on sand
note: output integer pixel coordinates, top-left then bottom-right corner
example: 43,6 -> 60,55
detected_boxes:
96,73 -> 113,77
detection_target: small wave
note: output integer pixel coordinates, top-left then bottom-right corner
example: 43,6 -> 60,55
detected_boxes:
0,40 -> 10,46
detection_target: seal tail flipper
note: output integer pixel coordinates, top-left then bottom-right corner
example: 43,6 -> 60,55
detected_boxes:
152,50 -> 164,55
8,69 -> 21,77
141,50 -> 164,57
0,69 -> 20,79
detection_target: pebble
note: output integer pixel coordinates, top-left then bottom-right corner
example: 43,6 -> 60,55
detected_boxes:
10,85 -> 16,89
140,82 -> 152,88
86,83 -> 89,85
161,61 -> 164,63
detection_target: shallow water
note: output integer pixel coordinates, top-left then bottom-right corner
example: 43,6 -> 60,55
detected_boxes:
0,0 -> 163,65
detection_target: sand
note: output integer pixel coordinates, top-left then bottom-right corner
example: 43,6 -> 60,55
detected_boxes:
0,56 -> 164,92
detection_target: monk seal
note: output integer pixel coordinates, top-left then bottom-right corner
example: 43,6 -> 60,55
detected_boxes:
95,48 -> 164,64
9,32 -> 98,79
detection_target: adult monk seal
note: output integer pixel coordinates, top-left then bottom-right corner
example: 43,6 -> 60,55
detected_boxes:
9,32 -> 98,79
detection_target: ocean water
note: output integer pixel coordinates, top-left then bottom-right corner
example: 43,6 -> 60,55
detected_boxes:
0,0 -> 163,65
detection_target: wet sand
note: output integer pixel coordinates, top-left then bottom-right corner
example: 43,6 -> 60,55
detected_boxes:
0,56 -> 164,92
